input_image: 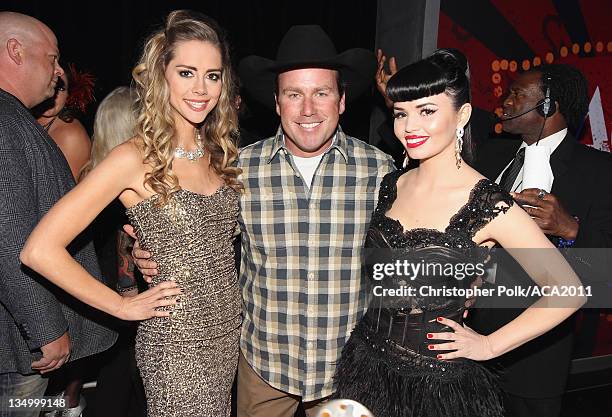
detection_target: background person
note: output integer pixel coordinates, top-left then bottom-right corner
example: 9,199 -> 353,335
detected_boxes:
81,86 -> 147,417
32,63 -> 94,180
0,12 -> 116,417
470,63 -> 612,417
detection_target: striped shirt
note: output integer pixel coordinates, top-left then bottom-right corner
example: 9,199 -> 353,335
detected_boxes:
237,126 -> 395,400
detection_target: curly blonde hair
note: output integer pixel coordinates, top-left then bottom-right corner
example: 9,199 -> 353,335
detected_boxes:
132,10 -> 241,205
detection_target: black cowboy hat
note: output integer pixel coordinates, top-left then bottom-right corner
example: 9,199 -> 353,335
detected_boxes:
238,25 -> 376,110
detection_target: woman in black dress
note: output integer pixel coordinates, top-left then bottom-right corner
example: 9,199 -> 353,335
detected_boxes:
333,49 -> 584,417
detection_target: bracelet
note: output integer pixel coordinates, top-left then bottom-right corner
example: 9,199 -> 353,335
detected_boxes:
557,216 -> 579,248
117,285 -> 138,294
557,237 -> 575,248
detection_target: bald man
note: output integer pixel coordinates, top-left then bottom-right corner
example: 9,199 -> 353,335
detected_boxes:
0,12 -> 116,416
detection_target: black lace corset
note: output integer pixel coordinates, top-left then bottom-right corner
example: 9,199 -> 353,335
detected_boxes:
363,168 -> 513,357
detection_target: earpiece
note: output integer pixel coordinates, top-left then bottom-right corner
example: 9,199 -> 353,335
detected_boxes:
537,75 -> 556,118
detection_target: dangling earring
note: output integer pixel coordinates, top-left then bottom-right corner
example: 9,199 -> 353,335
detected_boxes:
402,150 -> 409,168
455,127 -> 464,169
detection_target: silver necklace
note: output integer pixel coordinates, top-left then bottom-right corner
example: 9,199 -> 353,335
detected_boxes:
174,131 -> 205,162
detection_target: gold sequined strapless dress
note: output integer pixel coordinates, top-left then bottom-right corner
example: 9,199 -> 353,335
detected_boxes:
126,187 -> 242,417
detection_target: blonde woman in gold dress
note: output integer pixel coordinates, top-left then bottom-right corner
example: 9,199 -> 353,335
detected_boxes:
21,10 -> 242,417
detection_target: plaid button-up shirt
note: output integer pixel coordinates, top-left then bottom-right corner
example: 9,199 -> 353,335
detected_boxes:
237,127 -> 395,400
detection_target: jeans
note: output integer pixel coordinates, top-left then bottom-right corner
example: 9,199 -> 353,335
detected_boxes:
0,372 -> 49,417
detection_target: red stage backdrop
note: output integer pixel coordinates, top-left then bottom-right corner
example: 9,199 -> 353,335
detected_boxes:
438,0 -> 611,152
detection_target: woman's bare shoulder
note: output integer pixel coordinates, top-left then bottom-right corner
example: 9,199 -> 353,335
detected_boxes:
103,137 -> 146,168
51,119 -> 90,149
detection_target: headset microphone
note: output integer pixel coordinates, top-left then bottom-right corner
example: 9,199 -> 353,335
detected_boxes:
498,75 -> 555,146
497,98 -> 550,121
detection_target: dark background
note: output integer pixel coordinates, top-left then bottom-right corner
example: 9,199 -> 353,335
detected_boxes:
4,1 -> 611,414
4,0 -> 379,141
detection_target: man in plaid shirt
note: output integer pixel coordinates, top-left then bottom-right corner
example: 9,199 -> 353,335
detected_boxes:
132,25 -> 394,416
235,26 -> 395,416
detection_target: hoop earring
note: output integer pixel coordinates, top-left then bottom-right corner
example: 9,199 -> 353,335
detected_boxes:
455,127 -> 464,169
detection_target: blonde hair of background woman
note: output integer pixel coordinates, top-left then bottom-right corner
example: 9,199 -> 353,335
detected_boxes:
79,87 -> 137,180
131,9 -> 241,205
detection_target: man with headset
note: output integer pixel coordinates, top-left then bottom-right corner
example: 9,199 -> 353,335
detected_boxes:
470,64 -> 612,417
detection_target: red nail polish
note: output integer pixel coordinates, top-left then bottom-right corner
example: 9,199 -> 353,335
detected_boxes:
428,344 -> 435,350
426,333 -> 433,339
437,317 -> 443,322
437,354 -> 443,360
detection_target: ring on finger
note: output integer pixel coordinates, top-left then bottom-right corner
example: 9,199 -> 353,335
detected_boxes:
537,189 -> 547,200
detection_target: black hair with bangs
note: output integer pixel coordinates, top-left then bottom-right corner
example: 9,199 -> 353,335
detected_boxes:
387,48 -> 473,163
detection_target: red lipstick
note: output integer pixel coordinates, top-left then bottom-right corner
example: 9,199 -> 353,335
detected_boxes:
405,135 -> 429,148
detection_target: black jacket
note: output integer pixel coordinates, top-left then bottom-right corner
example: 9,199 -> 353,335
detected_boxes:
469,132 -> 612,397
